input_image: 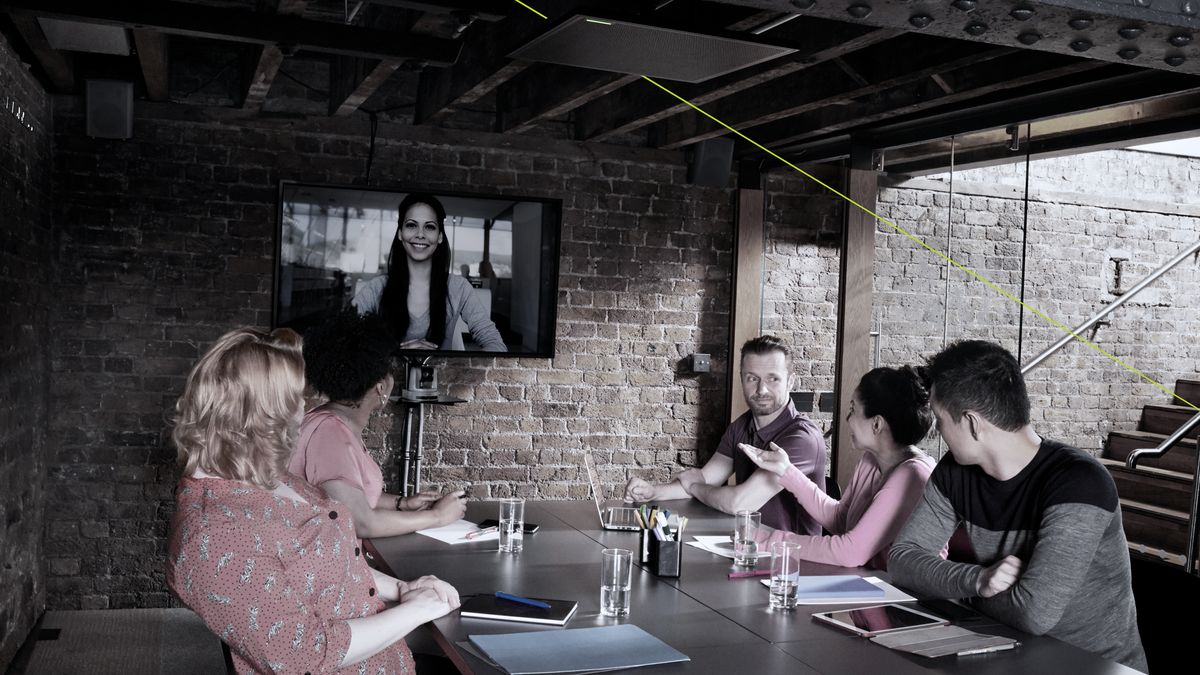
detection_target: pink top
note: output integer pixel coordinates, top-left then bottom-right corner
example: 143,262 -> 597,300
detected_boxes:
166,475 -> 414,674
289,409 -> 384,509
765,451 -> 935,570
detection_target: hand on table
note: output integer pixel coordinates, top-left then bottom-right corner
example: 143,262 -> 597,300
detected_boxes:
400,339 -> 438,350
977,555 -> 1023,598
399,575 -> 460,622
624,477 -> 657,503
738,442 -> 791,477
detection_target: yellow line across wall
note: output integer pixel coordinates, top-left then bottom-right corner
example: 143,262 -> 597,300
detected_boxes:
509,1 -> 1198,412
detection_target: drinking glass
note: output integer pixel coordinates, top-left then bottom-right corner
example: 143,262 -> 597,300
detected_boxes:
600,548 -> 633,617
733,510 -> 761,567
769,540 -> 802,610
498,497 -> 525,553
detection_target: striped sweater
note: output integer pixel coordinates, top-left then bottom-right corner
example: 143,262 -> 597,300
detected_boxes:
889,438 -> 1147,672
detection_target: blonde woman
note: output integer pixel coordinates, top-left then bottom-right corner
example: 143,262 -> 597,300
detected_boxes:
166,328 -> 458,674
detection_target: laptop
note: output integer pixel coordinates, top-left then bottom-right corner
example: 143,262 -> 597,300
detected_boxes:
583,454 -> 642,531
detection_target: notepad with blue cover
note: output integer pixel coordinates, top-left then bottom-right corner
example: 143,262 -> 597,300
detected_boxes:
468,624 -> 689,674
460,594 -> 578,626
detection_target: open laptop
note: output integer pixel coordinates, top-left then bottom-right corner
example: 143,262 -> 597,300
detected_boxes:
583,454 -> 642,531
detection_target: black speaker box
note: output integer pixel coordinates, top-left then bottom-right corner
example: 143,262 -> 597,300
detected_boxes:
86,79 -> 133,139
688,137 -> 734,187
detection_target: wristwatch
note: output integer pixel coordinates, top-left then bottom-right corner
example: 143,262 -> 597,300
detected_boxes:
395,496 -> 406,511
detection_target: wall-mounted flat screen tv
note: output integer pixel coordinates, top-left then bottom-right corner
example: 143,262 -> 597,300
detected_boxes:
275,182 -> 561,358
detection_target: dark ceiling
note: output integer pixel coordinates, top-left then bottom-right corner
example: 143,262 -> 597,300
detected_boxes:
3,0 -> 1199,176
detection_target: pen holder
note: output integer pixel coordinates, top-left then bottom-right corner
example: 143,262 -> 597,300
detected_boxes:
642,531 -> 681,578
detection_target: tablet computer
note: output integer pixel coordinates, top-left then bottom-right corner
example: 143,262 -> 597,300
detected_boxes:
812,603 -> 950,637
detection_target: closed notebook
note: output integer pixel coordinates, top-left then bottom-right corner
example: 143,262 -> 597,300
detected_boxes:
460,594 -> 578,626
468,624 -> 689,674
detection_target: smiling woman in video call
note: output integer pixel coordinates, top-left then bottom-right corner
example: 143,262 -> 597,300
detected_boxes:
353,192 -> 506,352
165,327 -> 460,674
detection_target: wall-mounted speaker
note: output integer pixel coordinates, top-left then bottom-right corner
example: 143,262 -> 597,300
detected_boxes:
86,79 -> 133,139
688,137 -> 734,187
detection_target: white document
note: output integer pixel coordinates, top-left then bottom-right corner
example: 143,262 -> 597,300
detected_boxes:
757,575 -> 917,605
687,536 -> 771,559
416,519 -> 500,545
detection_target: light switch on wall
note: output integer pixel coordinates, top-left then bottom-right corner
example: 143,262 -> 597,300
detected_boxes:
692,353 -> 710,373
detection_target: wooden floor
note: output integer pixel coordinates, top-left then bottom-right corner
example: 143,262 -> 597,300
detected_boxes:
10,609 -> 226,675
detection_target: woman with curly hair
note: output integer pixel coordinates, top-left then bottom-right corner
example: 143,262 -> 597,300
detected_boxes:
740,366 -> 937,570
166,327 -> 459,674
289,311 -> 466,537
353,192 -> 505,352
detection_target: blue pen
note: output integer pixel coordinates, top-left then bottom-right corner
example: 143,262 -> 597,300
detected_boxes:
495,591 -> 551,609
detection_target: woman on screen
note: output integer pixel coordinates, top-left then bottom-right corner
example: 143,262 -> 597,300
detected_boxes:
165,327 -> 459,674
353,193 -> 506,352
289,311 -> 466,537
739,366 -> 936,570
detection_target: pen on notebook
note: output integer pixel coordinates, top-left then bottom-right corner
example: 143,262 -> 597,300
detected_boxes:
495,591 -> 551,609
727,569 -> 772,579
464,525 -> 498,540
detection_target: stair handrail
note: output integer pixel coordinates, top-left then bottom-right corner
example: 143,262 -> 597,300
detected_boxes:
1126,411 -> 1200,469
1021,240 -> 1200,375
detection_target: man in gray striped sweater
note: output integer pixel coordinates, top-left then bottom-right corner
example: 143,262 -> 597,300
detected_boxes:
889,340 -> 1147,672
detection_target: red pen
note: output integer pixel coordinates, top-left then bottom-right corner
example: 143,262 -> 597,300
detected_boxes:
727,569 -> 772,579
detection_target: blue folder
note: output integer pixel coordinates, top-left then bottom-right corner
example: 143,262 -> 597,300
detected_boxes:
791,575 -> 885,599
468,624 -> 690,674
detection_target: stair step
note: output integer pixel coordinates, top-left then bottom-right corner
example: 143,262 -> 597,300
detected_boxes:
1102,459 -> 1194,512
1103,430 -> 1197,474
1120,498 -> 1190,554
1138,404 -> 1200,436
1174,379 -> 1200,407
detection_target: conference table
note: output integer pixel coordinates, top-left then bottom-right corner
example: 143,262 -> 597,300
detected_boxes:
369,499 -> 1138,675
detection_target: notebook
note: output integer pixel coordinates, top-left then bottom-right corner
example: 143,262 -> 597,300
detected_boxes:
468,624 -> 689,674
790,575 -> 886,600
460,594 -> 578,626
583,454 -> 641,531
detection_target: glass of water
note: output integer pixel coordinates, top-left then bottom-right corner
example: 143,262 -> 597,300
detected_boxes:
769,540 -> 801,610
600,548 -> 633,617
733,510 -> 761,567
498,497 -> 525,553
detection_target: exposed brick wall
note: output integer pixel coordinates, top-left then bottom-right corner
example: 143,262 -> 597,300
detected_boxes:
876,149 -> 1200,456
45,100 -> 739,609
0,34 -> 53,669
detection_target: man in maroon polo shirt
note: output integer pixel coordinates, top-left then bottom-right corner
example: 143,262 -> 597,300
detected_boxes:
624,336 -> 827,535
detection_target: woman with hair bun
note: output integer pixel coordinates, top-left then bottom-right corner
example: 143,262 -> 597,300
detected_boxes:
740,365 -> 936,570
166,327 -> 459,674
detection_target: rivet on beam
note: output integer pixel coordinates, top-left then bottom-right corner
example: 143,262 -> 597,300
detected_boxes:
1017,31 -> 1041,45
1069,39 -> 1094,52
846,4 -> 872,19
1165,54 -> 1186,66
790,0 -> 817,10
1168,33 -> 1193,47
1010,6 -> 1035,21
1117,25 -> 1144,40
1117,47 -> 1141,59
964,22 -> 988,36
1068,17 -> 1093,30
951,0 -> 976,11
909,14 -> 934,28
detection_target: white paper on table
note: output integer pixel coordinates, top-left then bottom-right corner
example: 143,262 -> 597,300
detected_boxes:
416,519 -> 500,545
687,535 -> 771,559
757,575 -> 916,604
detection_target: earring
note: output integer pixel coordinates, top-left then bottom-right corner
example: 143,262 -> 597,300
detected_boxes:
379,392 -> 389,408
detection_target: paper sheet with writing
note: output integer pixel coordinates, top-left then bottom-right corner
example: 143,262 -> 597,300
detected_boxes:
416,519 -> 500,545
686,536 -> 771,559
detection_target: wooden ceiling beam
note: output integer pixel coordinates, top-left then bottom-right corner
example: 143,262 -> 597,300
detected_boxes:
497,65 -> 638,134
413,0 -> 590,125
131,29 -> 168,102
7,10 -> 74,92
242,1 -> 307,111
329,57 -> 401,116
753,54 -> 1107,152
574,22 -> 896,142
651,36 -> 1010,150
1,0 -> 460,65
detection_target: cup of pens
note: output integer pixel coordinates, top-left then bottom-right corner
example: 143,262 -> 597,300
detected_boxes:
636,506 -> 685,578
